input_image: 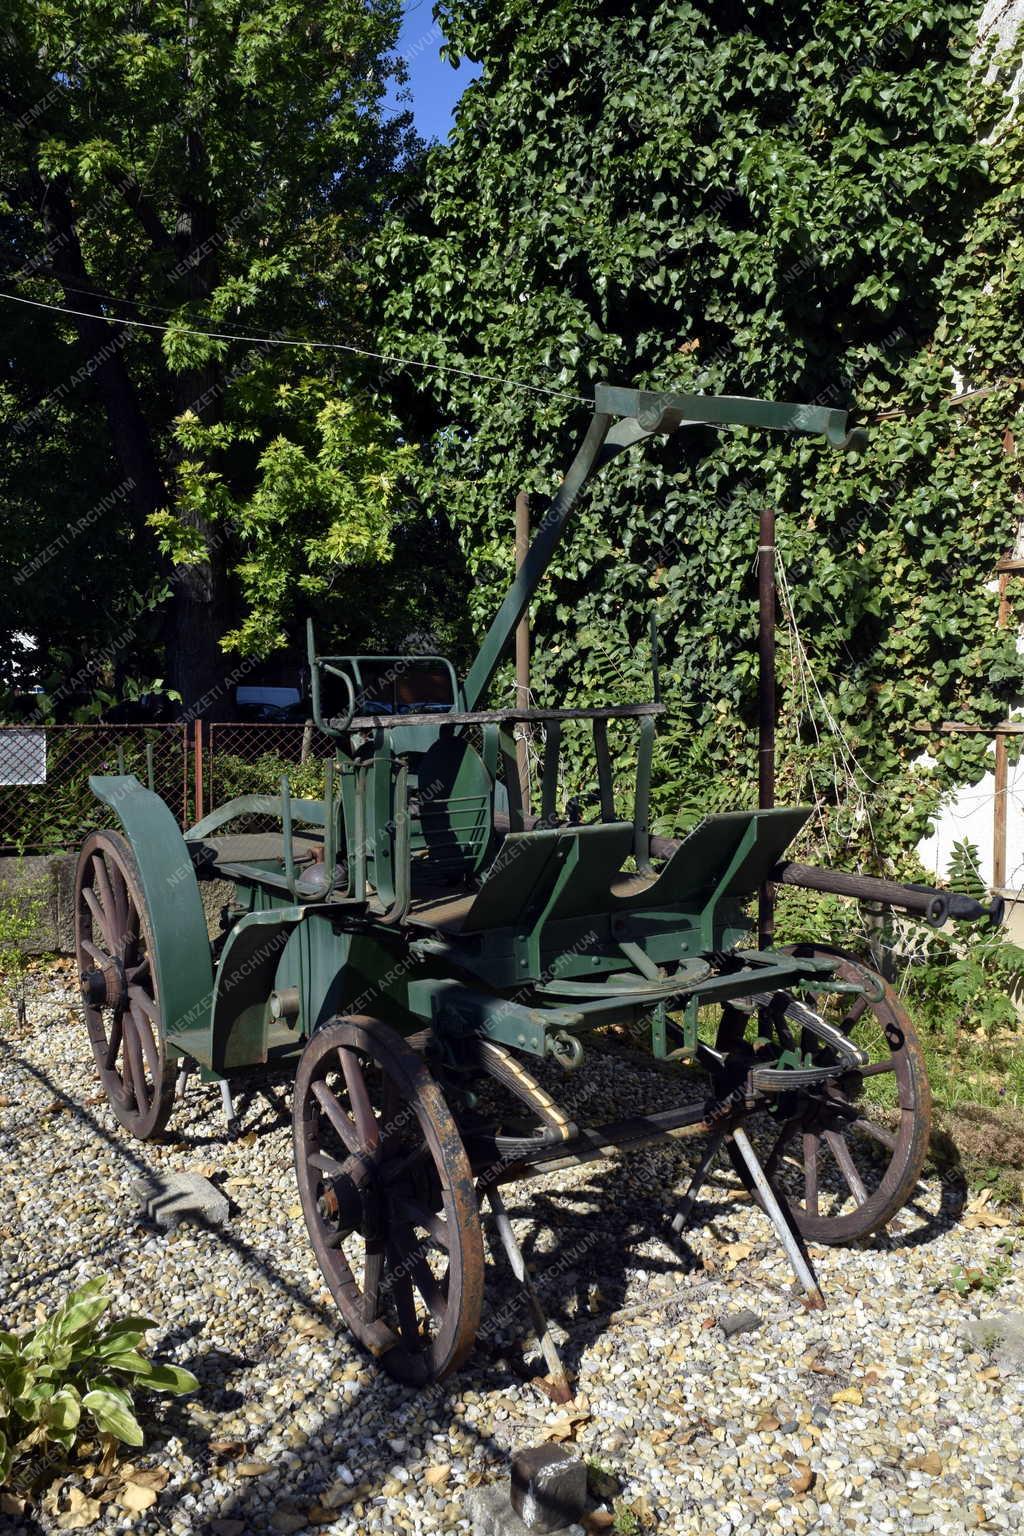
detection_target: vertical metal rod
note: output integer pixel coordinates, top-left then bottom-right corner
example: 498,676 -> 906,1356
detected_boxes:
730,1125 -> 823,1308
323,757 -> 337,888
515,491 -> 531,813
145,742 -> 155,793
280,773 -> 296,896
758,502 -> 777,950
194,720 -> 204,823
484,1184 -> 573,1402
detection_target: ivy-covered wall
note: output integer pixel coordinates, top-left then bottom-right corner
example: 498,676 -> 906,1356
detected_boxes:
381,0 -> 1024,874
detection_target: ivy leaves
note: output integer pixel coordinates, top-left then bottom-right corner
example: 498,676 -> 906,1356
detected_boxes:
383,0 -> 1024,868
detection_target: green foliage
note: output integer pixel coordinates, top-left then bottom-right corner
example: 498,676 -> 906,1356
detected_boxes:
0,0 -> 423,710
946,838 -> 987,902
951,1238 -> 1016,1298
0,1278 -> 198,1488
0,870 -> 46,1012
381,0 -> 1024,870
902,926 -> 1024,1040
211,751 -> 328,804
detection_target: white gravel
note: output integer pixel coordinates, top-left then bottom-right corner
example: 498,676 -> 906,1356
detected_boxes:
1,959 -> 1023,1535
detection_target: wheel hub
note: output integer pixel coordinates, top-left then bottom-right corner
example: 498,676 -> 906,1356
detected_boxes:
81,957 -> 127,1010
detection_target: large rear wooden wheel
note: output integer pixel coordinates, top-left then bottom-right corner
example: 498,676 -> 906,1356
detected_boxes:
76,831 -> 176,1140
293,1017 -> 484,1385
727,945 -> 931,1244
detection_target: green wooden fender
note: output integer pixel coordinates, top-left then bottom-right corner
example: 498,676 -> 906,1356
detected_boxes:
88,775 -> 215,1057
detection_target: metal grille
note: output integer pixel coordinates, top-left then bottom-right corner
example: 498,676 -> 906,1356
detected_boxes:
0,724 -> 189,854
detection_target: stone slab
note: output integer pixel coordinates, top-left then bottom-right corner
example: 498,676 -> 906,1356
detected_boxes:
134,1171 -> 229,1231
466,1486 -> 585,1536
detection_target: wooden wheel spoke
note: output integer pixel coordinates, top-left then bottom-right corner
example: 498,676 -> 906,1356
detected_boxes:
83,888 -> 115,951
338,1048 -> 381,1151
851,1117 -> 897,1153
311,1079 -> 362,1157
91,856 -> 120,939
130,1004 -> 161,1081
307,1148 -> 350,1177
803,1132 -> 819,1218
363,1241 -> 385,1323
857,1059 -> 896,1078
106,858 -> 129,938
390,1270 -> 423,1349
392,1194 -> 451,1251
122,1015 -> 149,1109
391,1226 -> 446,1323
823,1130 -> 869,1206
127,985 -> 157,1021
81,938 -> 108,967
104,1012 -> 124,1071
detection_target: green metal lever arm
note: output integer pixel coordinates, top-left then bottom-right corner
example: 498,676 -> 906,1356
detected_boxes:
460,382 -> 862,712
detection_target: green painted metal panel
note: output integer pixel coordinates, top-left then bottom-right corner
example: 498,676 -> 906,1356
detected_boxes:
89,775 -> 214,1047
458,830 -> 563,933
544,824 -> 634,921
721,809 -> 812,896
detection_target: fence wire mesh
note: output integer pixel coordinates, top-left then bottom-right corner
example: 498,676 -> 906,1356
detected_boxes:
205,722 -> 337,830
0,725 -> 189,855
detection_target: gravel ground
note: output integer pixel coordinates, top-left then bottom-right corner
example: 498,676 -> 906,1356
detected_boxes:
2,958 -> 1023,1536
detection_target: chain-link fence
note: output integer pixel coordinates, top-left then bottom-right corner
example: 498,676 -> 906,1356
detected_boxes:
203,721 -> 337,826
0,725 -> 190,855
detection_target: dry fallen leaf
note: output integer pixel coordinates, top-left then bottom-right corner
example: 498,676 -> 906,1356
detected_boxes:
831,1387 -> 863,1406
118,1482 -> 158,1513
424,1466 -> 451,1488
722,1241 -> 753,1271
963,1209 -> 1013,1229
126,1467 -> 169,1492
0,1491 -> 28,1517
210,1440 -> 247,1458
56,1488 -> 104,1530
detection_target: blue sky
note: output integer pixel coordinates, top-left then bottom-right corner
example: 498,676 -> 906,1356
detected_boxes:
383,2 -> 481,141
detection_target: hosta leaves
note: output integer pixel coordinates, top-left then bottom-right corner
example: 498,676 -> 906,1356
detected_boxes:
81,1390 -> 145,1447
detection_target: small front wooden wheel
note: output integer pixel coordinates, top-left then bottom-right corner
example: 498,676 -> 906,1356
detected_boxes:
293,1017 -> 484,1385
75,831 -> 176,1140
728,944 -> 932,1245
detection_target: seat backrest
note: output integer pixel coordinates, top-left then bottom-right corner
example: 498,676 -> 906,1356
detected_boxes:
409,732 -> 494,884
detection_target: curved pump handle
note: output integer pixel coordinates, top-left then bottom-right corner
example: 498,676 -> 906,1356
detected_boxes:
593,384 -> 866,451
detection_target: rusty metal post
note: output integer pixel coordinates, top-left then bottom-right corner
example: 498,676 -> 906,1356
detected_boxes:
515,492 -> 531,812
994,567 -> 1011,891
758,503 -> 776,949
193,720 -> 204,824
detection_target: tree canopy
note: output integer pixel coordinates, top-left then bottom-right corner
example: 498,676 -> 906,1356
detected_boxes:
0,0 -> 423,715
380,0 -> 1024,863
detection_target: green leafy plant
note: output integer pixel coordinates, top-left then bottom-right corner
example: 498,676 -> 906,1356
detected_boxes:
0,1278 -> 199,1489
951,1238 -> 1016,1298
0,867 -> 48,1026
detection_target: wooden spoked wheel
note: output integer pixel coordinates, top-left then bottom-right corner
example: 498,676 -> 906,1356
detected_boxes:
728,945 -> 932,1244
293,1017 -> 484,1385
75,831 -> 176,1140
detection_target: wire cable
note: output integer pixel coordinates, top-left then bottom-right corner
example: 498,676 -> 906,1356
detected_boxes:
0,288 -> 590,404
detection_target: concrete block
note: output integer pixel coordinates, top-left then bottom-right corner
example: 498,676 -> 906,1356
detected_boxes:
964,1312 -> 1024,1370
134,1171 -> 229,1231
510,1445 -> 587,1533
466,1485 -> 585,1536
